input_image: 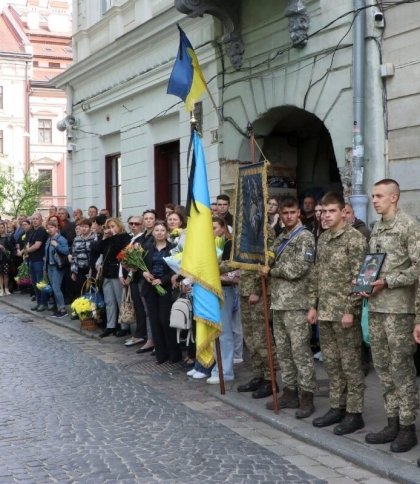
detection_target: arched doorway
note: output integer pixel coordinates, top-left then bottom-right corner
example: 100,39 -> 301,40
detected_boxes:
241,106 -> 342,201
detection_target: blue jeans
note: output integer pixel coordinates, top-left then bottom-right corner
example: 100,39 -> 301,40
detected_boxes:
211,286 -> 235,381
29,260 -> 44,305
44,265 -> 65,310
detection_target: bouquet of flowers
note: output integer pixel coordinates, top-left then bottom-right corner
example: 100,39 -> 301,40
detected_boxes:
15,262 -> 31,286
36,278 -> 53,295
71,296 -> 97,320
169,228 -> 182,243
117,245 -> 166,295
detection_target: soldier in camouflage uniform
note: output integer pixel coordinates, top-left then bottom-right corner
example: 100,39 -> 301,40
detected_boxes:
237,227 -> 277,399
364,179 -> 420,453
307,192 -> 367,435
412,288 -> 420,467
265,196 -> 316,418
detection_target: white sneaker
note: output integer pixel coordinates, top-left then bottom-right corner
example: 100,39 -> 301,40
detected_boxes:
124,337 -> 144,347
233,358 -> 243,364
206,376 -> 220,384
314,351 -> 323,362
4,289 -> 10,296
192,371 -> 208,379
0,289 -> 4,297
186,369 -> 197,377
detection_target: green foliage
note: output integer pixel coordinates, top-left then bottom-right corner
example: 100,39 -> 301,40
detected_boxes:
0,167 -> 46,218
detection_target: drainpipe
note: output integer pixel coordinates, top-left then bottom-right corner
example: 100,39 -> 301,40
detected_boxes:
349,0 -> 369,224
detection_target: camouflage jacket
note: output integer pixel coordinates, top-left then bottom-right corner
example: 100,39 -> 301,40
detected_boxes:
269,226 -> 315,310
369,209 -> 420,314
308,223 -> 367,321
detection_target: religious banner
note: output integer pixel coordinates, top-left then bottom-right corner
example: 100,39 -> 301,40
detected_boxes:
230,161 -> 270,270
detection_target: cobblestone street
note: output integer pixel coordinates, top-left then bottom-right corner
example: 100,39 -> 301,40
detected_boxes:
0,304 -> 394,483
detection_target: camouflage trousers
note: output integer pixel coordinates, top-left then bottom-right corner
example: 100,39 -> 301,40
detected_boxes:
272,310 -> 316,393
369,312 -> 419,425
240,296 -> 276,380
319,320 -> 365,413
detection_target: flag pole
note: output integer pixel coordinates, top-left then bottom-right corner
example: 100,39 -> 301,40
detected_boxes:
215,337 -> 225,394
203,84 -> 223,124
248,123 -> 279,414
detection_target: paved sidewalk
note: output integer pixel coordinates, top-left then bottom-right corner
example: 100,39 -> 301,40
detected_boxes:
2,292 -> 420,483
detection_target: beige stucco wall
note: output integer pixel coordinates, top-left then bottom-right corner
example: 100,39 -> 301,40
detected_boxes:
382,2 -> 420,218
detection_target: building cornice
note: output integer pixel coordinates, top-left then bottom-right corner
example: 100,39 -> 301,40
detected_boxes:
175,0 -> 244,70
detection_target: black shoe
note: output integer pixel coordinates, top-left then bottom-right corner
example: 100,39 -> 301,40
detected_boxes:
136,345 -> 154,354
70,314 -> 79,321
51,310 -> 67,318
99,328 -> 116,338
365,417 -> 399,444
237,377 -> 264,393
390,424 -> 418,453
115,329 -> 130,338
333,412 -> 364,435
252,380 -> 278,399
313,408 -> 346,428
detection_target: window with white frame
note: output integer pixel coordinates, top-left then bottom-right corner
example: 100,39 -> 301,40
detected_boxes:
38,119 -> 52,144
38,169 -> 53,196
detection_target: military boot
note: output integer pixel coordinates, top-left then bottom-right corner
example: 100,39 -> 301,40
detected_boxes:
279,387 -> 299,409
390,424 -> 418,453
365,417 -> 399,444
252,380 -> 278,399
313,407 -> 345,427
266,387 -> 298,411
333,412 -> 364,435
295,391 -> 315,419
237,377 -> 263,393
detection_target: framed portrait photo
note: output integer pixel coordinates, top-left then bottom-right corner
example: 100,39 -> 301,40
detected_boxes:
352,253 -> 386,294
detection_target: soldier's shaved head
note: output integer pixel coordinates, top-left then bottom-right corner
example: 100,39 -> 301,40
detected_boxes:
374,178 -> 400,200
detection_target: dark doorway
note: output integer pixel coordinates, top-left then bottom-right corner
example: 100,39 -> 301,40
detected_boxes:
154,141 -> 180,218
105,152 -> 121,217
252,106 -> 342,202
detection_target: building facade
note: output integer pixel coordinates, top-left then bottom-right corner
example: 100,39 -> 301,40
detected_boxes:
53,0 -> 418,222
0,1 -> 71,215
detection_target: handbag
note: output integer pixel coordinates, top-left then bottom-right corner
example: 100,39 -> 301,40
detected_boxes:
361,298 -> 370,346
53,250 -> 69,269
118,286 -> 136,325
170,295 -> 194,345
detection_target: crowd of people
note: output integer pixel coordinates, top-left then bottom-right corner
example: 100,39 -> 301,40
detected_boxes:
2,178 -> 420,462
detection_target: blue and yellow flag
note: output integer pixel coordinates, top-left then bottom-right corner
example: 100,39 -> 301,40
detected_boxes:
181,131 -> 223,367
167,25 -> 207,112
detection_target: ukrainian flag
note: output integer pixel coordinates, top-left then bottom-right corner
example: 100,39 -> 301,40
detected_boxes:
181,131 -> 223,367
167,25 -> 207,112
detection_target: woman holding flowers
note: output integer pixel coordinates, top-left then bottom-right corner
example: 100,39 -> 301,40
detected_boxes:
141,220 -> 181,364
166,211 -> 186,245
95,218 -> 131,338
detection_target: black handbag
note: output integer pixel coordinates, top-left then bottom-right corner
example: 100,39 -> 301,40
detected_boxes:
53,250 -> 69,269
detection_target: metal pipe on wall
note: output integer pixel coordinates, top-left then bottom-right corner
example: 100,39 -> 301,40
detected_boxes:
350,0 -> 369,223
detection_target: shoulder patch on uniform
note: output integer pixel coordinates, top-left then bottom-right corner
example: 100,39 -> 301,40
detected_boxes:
304,248 -> 315,262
